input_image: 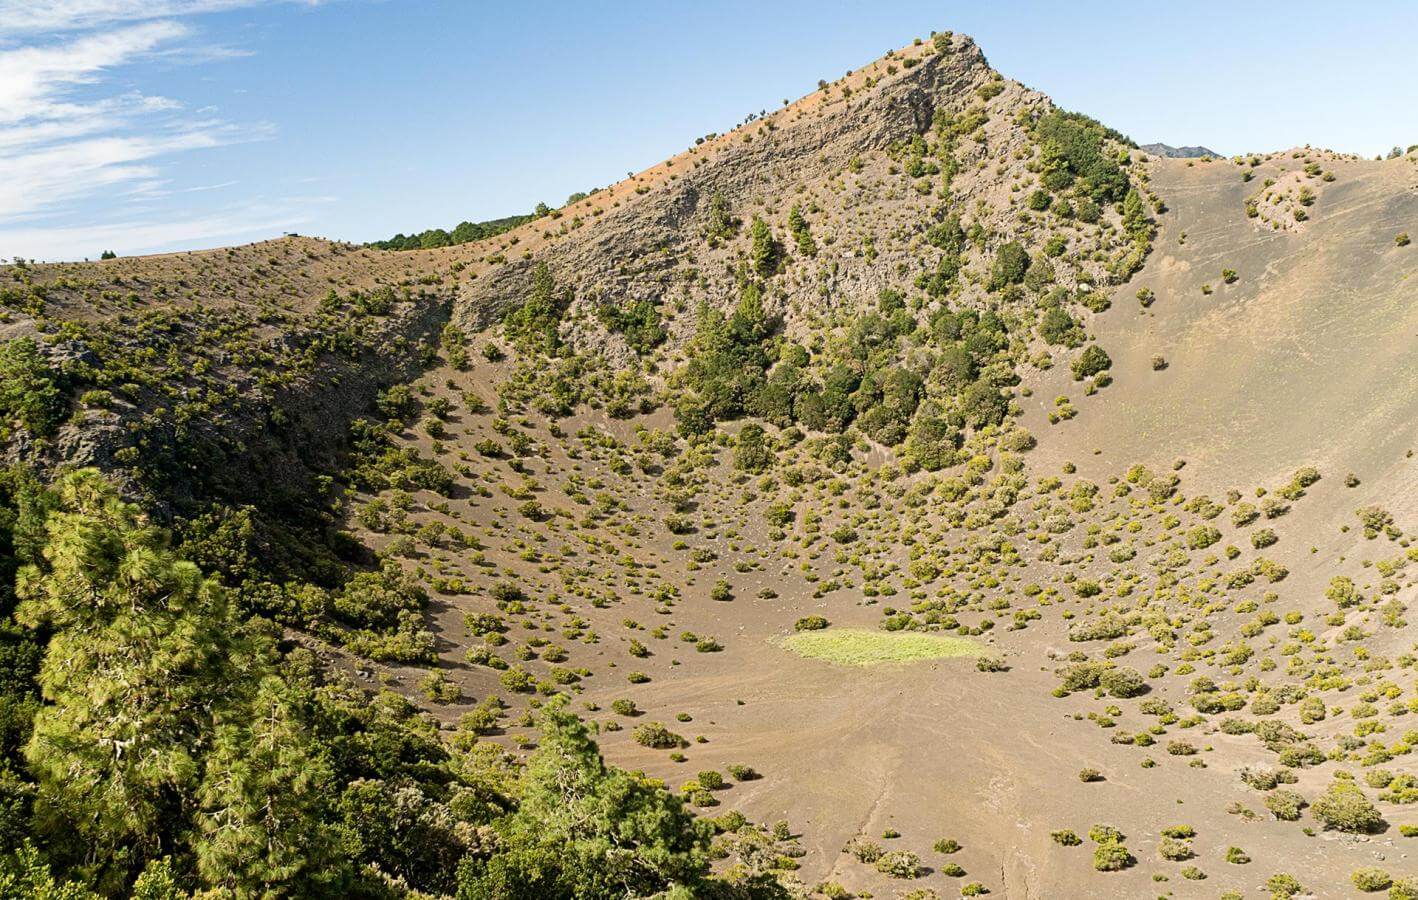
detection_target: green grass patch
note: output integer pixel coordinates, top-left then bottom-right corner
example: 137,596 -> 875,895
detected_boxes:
780,628 -> 985,667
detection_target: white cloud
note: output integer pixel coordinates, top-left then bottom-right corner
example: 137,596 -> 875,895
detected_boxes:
0,6 -> 287,258
0,129 -> 237,218
0,22 -> 186,122
0,1 -> 317,36
0,195 -> 329,260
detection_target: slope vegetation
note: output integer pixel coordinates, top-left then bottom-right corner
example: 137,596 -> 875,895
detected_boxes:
0,28 -> 1415,900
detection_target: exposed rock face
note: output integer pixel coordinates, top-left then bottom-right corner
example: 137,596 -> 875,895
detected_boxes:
452,31 -> 1149,376
453,37 -> 1003,342
7,293 -> 450,518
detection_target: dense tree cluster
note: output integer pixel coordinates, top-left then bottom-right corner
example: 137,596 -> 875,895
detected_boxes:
0,339 -> 65,440
675,283 -> 1015,469
1031,110 -> 1133,204
597,298 -> 667,355
369,214 -> 535,251
0,469 -> 724,899
503,263 -> 570,355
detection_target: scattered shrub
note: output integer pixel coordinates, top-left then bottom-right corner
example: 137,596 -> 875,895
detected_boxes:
632,722 -> 686,749
1352,868 -> 1392,892
1311,782 -> 1383,833
1070,345 -> 1112,381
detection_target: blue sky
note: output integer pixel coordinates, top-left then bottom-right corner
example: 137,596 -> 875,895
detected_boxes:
3,0 -> 1414,261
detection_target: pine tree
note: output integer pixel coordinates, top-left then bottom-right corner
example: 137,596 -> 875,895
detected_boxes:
194,675 -> 346,895
787,205 -> 816,257
16,470 -> 246,891
749,217 -> 779,277
1122,187 -> 1149,242
458,699 -> 711,899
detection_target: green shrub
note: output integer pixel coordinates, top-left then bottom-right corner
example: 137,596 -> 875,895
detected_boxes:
1099,666 -> 1146,698
1056,661 -> 1108,691
1389,878 -> 1418,900
874,849 -> 921,878
1088,825 -> 1123,844
1186,525 -> 1221,550
1352,868 -> 1393,892
1266,873 -> 1303,898
1092,842 -> 1132,871
1264,789 -> 1306,821
1068,617 -> 1126,642
696,771 -> 725,791
1070,345 -> 1111,381
1311,782 -> 1383,833
1158,836 -> 1192,861
632,722 -> 687,749
0,338 -> 64,438
845,836 -> 883,863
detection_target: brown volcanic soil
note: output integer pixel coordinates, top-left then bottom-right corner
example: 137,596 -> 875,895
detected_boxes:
347,337 -> 1416,898
6,30 -> 1418,900
334,144 -> 1418,896
1024,150 -> 1418,504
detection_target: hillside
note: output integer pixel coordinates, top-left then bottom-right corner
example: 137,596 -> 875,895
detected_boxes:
1141,143 -> 1222,159
1,28 -> 1417,900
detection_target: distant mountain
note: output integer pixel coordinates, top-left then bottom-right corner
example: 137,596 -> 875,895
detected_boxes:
1141,141 -> 1220,158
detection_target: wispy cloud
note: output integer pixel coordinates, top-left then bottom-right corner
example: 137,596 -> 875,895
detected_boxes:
0,21 -> 183,118
0,195 -> 329,260
0,1 -> 320,37
0,2 -> 299,259
0,125 -> 261,220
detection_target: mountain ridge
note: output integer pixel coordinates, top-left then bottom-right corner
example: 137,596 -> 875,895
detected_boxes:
0,26 -> 1415,900
1141,141 -> 1220,158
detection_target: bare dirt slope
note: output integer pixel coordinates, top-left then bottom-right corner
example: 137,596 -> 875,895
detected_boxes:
350,342 -> 1416,898
1026,151 -> 1418,502
4,28 -> 1418,900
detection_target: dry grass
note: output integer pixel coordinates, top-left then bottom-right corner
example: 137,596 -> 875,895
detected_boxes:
780,628 -> 985,666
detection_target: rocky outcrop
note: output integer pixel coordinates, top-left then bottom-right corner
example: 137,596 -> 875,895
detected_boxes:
9,292 -> 450,520
452,37 -> 999,337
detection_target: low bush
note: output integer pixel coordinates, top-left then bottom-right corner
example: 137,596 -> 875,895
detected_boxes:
632,722 -> 687,749
1311,782 -> 1383,833
875,850 -> 921,878
1352,868 -> 1392,892
1092,842 -> 1132,872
